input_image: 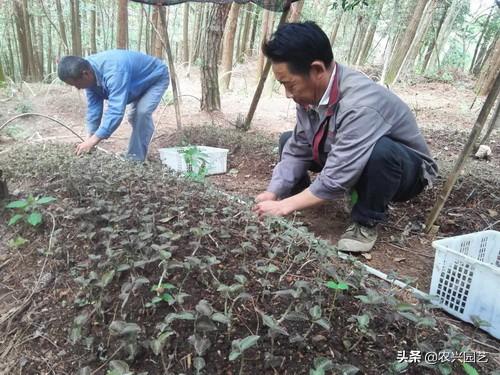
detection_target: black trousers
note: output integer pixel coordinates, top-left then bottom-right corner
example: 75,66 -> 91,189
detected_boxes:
278,132 -> 427,227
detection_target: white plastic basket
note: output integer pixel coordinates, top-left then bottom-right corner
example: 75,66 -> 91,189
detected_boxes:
430,230 -> 500,339
158,146 -> 229,176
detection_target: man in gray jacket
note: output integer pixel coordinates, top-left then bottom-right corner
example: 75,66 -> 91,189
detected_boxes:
253,22 -> 437,253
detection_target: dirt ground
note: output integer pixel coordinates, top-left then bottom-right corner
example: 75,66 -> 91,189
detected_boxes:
2,61 -> 497,294
1,61 -> 499,341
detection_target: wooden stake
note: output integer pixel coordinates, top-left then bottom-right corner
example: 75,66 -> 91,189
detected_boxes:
243,2 -> 292,130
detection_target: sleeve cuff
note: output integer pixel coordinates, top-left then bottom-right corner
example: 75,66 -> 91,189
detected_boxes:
267,181 -> 293,199
94,128 -> 111,139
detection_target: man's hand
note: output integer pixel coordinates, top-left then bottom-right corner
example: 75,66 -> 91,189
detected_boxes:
253,188 -> 325,218
253,199 -> 292,218
76,135 -> 101,156
255,191 -> 277,203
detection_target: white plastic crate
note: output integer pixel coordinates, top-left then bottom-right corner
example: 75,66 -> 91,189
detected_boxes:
158,146 -> 229,176
430,230 -> 500,339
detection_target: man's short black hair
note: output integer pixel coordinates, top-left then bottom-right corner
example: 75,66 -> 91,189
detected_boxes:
262,21 -> 333,76
57,56 -> 92,81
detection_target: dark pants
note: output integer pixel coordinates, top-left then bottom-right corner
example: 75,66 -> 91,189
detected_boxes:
278,132 -> 427,227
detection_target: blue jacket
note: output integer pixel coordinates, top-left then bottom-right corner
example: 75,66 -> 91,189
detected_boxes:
85,50 -> 169,139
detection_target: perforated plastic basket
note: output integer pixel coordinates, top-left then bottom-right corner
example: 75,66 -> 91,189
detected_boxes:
430,230 -> 500,339
158,146 -> 229,176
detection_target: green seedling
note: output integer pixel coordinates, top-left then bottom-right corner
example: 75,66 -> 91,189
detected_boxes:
325,280 -> 349,321
179,146 -> 208,182
229,335 -> 260,374
146,282 -> 176,307
6,195 -> 56,227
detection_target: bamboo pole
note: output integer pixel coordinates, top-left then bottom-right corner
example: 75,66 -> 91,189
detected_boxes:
243,1 -> 292,130
425,70 -> 500,232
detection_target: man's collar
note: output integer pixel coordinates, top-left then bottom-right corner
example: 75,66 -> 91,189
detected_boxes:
317,63 -> 336,108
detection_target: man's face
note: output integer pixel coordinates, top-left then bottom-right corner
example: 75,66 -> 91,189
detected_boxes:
272,62 -> 323,107
65,70 -> 95,90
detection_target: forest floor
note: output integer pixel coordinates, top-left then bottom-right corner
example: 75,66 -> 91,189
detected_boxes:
0,61 -> 499,374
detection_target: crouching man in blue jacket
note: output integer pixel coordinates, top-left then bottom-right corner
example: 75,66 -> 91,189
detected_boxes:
58,50 -> 169,161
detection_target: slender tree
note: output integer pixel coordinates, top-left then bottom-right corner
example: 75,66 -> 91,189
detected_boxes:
383,0 -> 429,85
117,0 -> 129,49
221,2 -> 241,90
200,3 -> 231,111
55,0 -> 69,53
70,0 -> 82,56
182,3 -> 189,64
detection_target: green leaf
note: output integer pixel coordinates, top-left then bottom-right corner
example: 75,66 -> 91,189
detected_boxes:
314,318 -> 331,330
6,199 -> 29,209
195,299 -> 213,316
309,305 -> 322,320
109,321 -> 141,336
161,293 -> 174,302
239,335 -> 260,351
165,311 -> 195,325
188,334 -> 211,356
211,312 -> 231,325
193,357 -> 206,371
36,196 -> 56,205
9,236 -> 28,248
8,214 -> 23,226
462,363 -> 479,375
325,280 -> 349,290
27,212 -> 42,226
108,360 -> 130,374
356,314 -> 370,328
229,350 -> 241,361
437,363 -> 452,375
234,274 -> 247,284
150,331 -> 175,355
99,270 -> 115,288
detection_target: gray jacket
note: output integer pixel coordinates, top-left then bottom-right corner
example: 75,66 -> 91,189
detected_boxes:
267,63 -> 438,200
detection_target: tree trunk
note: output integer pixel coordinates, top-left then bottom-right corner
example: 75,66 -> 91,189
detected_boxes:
244,7 -> 291,129
182,3 -> 189,64
137,6 -> 144,51
0,61 -> 5,83
144,5 -> 151,54
200,3 -> 231,111
357,1 -> 384,66
288,0 -> 304,22
70,0 -> 82,56
400,0 -> 437,76
238,3 -> 252,60
470,8 -> 493,74
426,71 -> 500,231
476,35 -> 500,96
55,0 -> 69,53
13,0 -> 38,81
350,15 -> 368,65
248,6 -> 260,56
36,16 -> 45,78
221,2 -> 241,91
383,0 -> 428,85
478,98 -> 499,146
380,0 -> 400,83
117,0 -> 128,49
89,0 -> 97,53
421,1 -> 449,73
151,7 -> 162,58
427,0 -> 461,71
329,11 -> 343,46
257,9 -> 270,78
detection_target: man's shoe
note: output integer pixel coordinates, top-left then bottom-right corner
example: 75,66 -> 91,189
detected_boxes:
337,222 -> 377,253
